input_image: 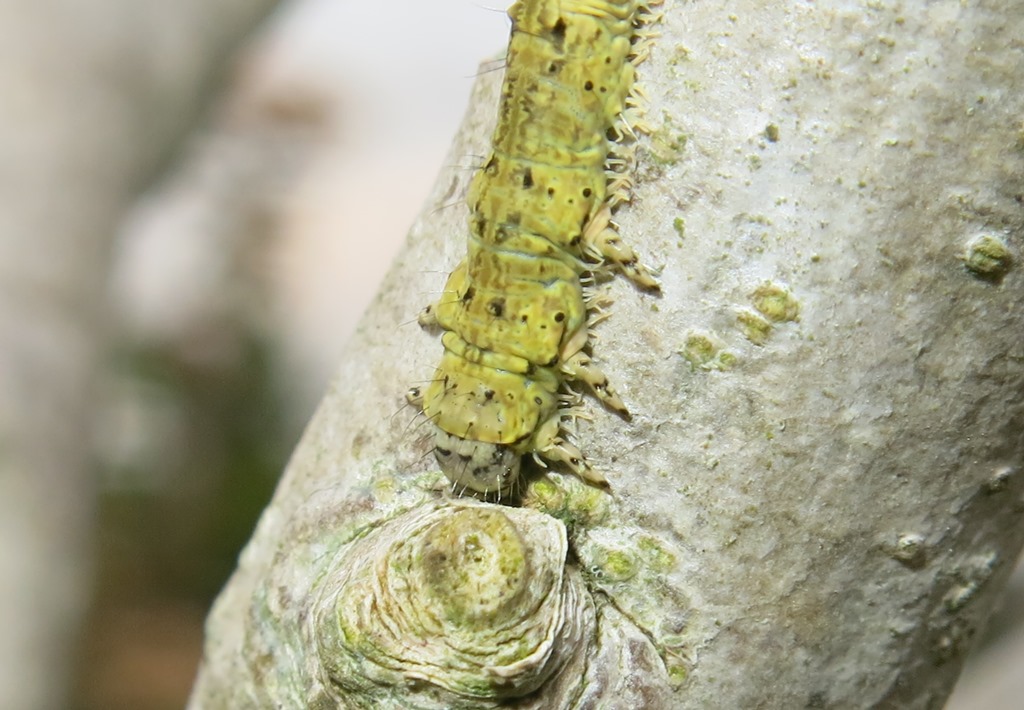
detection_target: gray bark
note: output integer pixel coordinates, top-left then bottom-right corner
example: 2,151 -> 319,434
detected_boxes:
0,2 -> 279,708
190,0 -> 1024,707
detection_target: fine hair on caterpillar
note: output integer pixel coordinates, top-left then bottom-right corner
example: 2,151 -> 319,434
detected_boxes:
409,0 -> 661,499
472,57 -> 509,78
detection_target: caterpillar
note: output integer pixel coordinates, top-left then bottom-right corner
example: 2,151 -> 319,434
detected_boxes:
409,0 -> 660,497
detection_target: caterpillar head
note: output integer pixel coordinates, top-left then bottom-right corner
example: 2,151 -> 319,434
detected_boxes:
433,429 -> 521,496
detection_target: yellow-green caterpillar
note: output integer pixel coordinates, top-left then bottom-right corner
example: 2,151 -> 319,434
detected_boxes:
410,0 -> 659,496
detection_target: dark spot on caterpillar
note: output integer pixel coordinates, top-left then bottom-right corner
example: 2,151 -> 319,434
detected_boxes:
554,312 -> 565,322
584,80 -> 594,91
462,286 -> 476,303
487,298 -> 505,317
551,18 -> 567,49
548,61 -> 561,74
605,56 -> 612,64
547,187 -> 556,197
436,446 -> 452,457
484,389 -> 496,400
458,452 -> 473,462
599,86 -> 607,93
570,235 -> 582,247
534,396 -> 543,405
522,168 -> 534,189
582,188 -> 592,198
520,314 -> 529,323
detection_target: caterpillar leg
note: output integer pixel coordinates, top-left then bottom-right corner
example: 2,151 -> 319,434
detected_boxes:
534,416 -> 608,488
416,304 -> 438,328
417,258 -> 471,328
562,351 -> 628,417
559,316 -> 629,416
559,324 -> 629,415
583,205 -> 660,290
405,386 -> 424,408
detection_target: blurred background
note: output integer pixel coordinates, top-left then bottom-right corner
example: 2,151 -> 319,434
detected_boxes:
0,1 -> 1019,708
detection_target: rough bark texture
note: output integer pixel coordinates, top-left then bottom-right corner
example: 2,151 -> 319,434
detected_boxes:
0,2 -> 279,708
190,1 -> 1024,707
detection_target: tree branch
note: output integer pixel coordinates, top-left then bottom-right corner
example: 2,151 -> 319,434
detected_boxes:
190,1 -> 1024,707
